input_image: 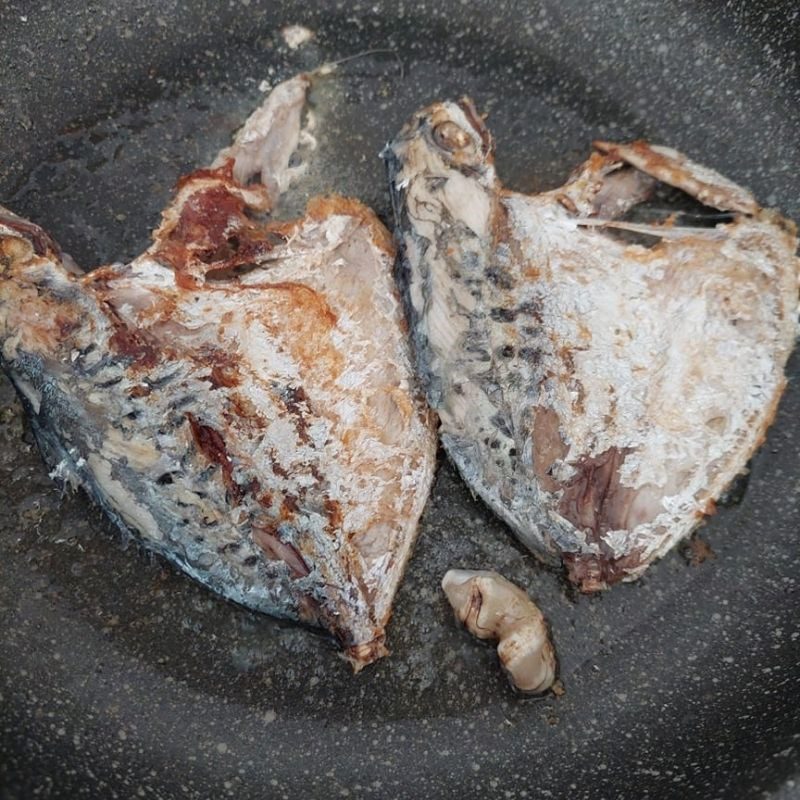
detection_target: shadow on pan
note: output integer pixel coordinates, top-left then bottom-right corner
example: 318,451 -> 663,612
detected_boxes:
0,1 -> 798,798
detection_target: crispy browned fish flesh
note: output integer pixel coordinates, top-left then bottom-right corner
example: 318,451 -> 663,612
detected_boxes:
0,75 -> 437,669
385,99 -> 799,591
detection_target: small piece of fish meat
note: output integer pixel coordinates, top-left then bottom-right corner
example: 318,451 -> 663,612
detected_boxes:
442,569 -> 557,694
385,99 -> 799,591
0,74 -> 437,669
281,25 -> 314,50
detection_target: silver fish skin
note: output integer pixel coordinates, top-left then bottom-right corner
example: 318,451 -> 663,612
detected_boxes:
0,75 -> 437,669
385,99 -> 799,591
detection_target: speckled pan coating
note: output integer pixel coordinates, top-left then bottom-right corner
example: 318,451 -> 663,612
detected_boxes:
0,1 -> 798,799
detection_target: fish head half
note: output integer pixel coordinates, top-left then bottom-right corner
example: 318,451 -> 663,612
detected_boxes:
0,73 -> 438,671
387,96 -> 800,593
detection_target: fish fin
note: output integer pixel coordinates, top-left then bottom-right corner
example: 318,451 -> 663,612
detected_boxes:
575,218 -> 728,240
555,152 -> 657,219
592,140 -> 759,215
211,74 -> 311,200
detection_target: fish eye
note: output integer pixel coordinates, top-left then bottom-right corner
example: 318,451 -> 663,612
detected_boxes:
432,120 -> 472,152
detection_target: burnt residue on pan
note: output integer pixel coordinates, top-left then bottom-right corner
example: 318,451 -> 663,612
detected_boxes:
1,1 -> 799,799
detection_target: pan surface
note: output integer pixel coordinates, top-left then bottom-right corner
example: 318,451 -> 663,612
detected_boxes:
1,1 -> 798,797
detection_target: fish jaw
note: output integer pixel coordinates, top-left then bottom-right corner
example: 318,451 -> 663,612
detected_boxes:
388,101 -> 800,590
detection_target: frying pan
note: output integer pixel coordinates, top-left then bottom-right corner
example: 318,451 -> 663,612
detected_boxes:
1,1 -> 798,797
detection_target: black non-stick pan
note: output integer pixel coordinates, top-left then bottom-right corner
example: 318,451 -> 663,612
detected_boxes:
1,1 -> 798,798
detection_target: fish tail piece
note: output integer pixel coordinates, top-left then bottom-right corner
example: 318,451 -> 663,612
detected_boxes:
342,637 -> 390,673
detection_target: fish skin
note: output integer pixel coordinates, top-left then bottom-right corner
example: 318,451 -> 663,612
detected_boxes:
0,75 -> 437,669
385,98 -> 800,591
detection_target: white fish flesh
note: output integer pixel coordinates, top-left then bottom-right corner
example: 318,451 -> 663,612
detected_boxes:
385,99 -> 799,591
